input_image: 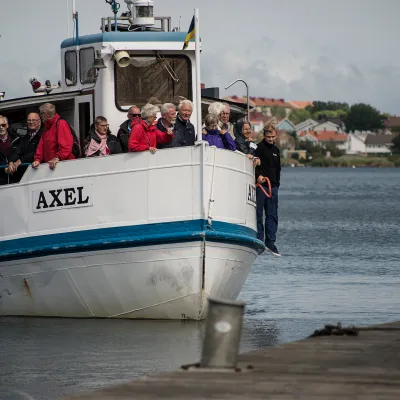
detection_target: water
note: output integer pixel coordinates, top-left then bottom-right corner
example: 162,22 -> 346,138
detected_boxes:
1,168 -> 399,400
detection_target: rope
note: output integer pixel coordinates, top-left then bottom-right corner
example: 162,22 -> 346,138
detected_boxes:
256,177 -> 272,198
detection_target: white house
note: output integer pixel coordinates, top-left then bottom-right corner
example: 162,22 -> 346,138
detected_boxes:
364,134 -> 396,154
346,133 -> 366,154
313,121 -> 342,133
295,118 -> 318,134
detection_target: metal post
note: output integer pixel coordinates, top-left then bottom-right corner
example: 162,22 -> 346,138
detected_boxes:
194,9 -> 202,141
200,298 -> 245,369
225,79 -> 250,123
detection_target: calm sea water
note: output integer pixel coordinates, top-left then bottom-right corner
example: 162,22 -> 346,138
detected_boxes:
1,168 -> 399,400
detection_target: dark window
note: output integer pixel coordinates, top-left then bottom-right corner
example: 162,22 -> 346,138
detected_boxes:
80,47 -> 96,84
115,54 -> 192,109
65,51 -> 77,86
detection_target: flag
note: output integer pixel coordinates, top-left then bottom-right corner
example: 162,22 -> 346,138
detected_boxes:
182,16 -> 195,50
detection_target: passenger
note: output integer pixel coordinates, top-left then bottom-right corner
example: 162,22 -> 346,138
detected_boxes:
202,114 -> 236,151
0,115 -> 20,185
7,112 -> 44,183
128,104 -> 173,153
174,99 -> 196,147
117,105 -> 141,153
156,103 -> 176,149
254,125 -> 281,256
32,103 -> 74,170
85,116 -> 122,157
208,102 -> 235,139
234,120 -> 261,167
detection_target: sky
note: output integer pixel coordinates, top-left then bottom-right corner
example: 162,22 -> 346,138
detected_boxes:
0,0 -> 399,114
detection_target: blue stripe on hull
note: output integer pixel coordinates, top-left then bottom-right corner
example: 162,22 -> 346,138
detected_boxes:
0,220 -> 264,262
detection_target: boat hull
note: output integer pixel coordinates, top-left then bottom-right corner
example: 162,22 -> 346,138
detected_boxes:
0,241 -> 256,319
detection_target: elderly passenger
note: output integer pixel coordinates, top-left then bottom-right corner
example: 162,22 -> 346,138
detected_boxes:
32,103 -> 74,170
202,114 -> 236,151
7,112 -> 44,182
85,116 -> 122,157
128,104 -> 173,153
156,103 -> 176,142
208,102 -> 235,139
0,115 -> 20,185
117,105 -> 142,153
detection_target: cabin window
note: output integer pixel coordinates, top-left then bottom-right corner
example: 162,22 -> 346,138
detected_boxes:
115,54 -> 192,109
65,51 -> 77,86
80,47 -> 96,84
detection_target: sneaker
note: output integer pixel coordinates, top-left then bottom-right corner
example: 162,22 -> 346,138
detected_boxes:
266,244 -> 281,257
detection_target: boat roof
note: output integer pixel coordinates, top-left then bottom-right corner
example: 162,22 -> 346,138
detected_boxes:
61,32 -> 190,49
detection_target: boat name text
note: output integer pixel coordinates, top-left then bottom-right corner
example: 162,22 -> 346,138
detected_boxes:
33,184 -> 93,212
246,183 -> 256,207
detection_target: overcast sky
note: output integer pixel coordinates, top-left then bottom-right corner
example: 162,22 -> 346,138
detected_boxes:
1,0 -> 399,114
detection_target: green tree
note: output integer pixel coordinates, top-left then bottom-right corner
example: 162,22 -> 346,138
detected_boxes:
306,101 -> 349,114
289,109 -> 311,125
324,141 -> 344,157
344,103 -> 386,132
392,134 -> 400,153
314,109 -> 347,120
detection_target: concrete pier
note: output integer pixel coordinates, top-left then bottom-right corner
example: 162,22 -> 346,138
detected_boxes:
63,320 -> 400,399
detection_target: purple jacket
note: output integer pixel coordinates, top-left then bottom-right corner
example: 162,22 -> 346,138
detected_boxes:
202,129 -> 236,151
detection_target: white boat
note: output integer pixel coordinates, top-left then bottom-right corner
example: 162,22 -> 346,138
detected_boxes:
0,0 -> 264,319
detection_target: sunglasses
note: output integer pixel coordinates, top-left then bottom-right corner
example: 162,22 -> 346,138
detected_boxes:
0,124 -> 7,128
128,114 -> 141,117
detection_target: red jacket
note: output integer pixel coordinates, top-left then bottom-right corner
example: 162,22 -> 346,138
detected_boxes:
128,120 -> 173,152
34,114 -> 75,163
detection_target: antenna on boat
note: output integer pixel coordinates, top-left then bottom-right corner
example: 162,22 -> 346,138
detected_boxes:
72,0 -> 79,45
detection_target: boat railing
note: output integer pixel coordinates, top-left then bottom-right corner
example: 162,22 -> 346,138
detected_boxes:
100,16 -> 172,33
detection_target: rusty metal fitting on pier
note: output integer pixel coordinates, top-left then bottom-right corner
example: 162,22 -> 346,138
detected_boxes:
199,297 -> 245,369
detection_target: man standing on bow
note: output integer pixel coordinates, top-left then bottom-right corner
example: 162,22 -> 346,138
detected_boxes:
254,125 -> 281,257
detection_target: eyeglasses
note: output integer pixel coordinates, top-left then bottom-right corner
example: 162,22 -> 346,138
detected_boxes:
27,119 -> 40,122
128,114 -> 141,117
0,124 -> 7,128
98,124 -> 109,128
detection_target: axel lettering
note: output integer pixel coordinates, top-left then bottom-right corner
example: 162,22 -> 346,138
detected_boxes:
64,188 -> 76,206
36,192 -> 48,209
77,186 -> 89,204
49,189 -> 63,207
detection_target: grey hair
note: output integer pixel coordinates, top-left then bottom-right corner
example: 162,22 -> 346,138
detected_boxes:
94,116 -> 107,126
178,99 -> 193,111
160,103 -> 176,116
204,113 -> 219,129
39,103 -> 56,117
0,115 -> 8,124
208,102 -> 225,117
222,103 -> 230,112
141,103 -> 160,119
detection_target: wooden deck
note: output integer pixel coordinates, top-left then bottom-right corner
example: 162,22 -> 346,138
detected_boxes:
64,320 -> 400,399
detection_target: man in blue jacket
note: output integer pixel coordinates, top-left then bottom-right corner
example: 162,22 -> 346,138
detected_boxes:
254,125 -> 281,256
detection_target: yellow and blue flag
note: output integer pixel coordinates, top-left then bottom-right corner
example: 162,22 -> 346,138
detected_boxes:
182,16 -> 195,50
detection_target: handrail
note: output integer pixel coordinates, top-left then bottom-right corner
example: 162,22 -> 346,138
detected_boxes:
0,163 -> 31,170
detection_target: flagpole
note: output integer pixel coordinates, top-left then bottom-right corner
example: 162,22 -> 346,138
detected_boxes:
194,8 -> 202,141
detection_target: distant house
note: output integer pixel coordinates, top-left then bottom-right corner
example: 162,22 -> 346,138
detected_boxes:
384,117 -> 400,134
313,120 -> 343,133
275,118 -> 296,133
346,133 -> 366,155
224,96 -> 294,118
295,119 -> 319,134
298,130 -> 348,151
364,134 -> 397,154
287,100 -> 314,109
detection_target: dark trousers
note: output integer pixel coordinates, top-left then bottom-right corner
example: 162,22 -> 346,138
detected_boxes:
256,185 -> 279,246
